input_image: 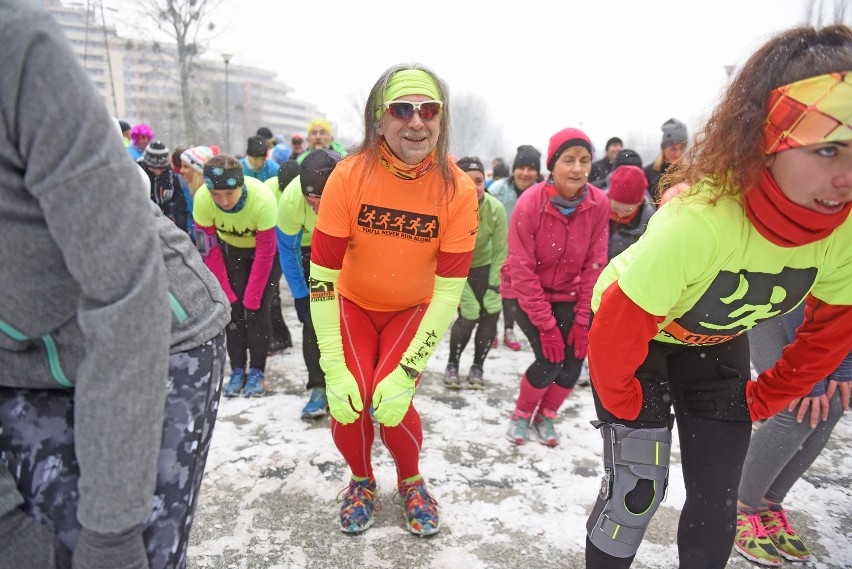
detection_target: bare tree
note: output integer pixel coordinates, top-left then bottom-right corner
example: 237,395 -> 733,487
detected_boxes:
451,92 -> 509,163
138,0 -> 221,142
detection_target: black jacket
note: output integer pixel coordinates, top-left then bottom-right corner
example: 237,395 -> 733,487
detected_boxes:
138,160 -> 190,236
589,157 -> 614,187
608,199 -> 656,261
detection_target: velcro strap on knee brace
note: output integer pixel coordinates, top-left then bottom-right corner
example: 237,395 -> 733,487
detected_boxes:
587,421 -> 672,558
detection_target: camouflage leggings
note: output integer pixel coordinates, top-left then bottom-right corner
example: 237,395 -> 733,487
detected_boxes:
0,332 -> 225,569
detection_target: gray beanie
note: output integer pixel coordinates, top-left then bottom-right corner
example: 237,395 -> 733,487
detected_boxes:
660,118 -> 688,149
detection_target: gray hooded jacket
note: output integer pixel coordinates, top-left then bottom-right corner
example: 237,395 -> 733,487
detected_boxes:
0,0 -> 229,534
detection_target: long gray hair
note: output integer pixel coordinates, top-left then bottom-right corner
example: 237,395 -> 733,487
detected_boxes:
352,63 -> 457,198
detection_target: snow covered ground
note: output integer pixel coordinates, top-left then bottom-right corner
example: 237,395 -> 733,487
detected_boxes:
187,303 -> 852,569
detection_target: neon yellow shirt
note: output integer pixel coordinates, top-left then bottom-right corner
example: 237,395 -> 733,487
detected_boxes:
593,184 -> 852,346
264,176 -> 283,202
193,177 -> 277,248
275,176 -> 315,248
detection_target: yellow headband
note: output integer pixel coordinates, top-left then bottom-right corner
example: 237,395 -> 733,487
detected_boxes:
374,69 -> 442,120
307,118 -> 332,137
762,70 -> 852,154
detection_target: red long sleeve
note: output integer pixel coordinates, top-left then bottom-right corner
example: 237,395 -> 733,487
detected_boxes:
747,294 -> 852,420
588,281 -> 665,420
436,250 -> 473,278
310,229 -> 348,270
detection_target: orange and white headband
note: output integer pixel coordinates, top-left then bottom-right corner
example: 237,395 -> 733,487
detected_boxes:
762,70 -> 852,154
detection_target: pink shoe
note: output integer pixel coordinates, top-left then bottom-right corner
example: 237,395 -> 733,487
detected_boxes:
504,330 -> 521,351
490,336 -> 498,349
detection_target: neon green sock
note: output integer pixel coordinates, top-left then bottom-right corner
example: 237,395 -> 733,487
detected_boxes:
351,474 -> 370,482
401,474 -> 422,485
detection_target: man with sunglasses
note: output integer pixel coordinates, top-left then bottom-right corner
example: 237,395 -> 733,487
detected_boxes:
309,64 -> 478,536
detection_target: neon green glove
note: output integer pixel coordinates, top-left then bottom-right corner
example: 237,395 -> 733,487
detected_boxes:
309,262 -> 363,424
372,365 -> 417,427
324,364 -> 363,424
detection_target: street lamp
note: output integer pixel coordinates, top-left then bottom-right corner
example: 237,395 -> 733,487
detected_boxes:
222,53 -> 232,153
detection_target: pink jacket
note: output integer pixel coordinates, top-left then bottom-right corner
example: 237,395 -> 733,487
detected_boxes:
501,180 -> 609,331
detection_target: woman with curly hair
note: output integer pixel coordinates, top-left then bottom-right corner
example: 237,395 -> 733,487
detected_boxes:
583,24 -> 852,569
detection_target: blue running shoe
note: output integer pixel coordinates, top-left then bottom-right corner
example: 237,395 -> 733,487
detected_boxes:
223,368 -> 245,398
242,368 -> 265,397
301,388 -> 329,418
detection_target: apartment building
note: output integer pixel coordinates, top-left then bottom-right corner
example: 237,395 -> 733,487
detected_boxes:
42,0 -> 323,153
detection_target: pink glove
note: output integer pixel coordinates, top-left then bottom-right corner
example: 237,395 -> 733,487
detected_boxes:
539,325 -> 565,363
567,320 -> 589,359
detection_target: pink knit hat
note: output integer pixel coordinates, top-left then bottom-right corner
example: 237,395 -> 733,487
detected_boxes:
547,128 -> 593,171
608,166 -> 648,205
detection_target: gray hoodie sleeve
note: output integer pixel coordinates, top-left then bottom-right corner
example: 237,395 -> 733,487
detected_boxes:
1,1 -> 170,532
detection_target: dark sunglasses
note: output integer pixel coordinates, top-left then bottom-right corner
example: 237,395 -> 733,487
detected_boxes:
383,100 -> 443,121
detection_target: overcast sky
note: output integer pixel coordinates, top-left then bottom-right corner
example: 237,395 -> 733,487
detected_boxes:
120,0 -> 838,158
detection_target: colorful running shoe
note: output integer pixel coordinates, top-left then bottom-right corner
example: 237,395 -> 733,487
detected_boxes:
503,329 -> 521,351
761,506 -> 811,561
398,478 -> 440,536
301,388 -> 328,418
242,368 -> 265,397
223,368 -> 245,398
532,408 -> 559,447
338,477 -> 379,533
444,364 -> 462,389
734,510 -> 783,566
506,410 -> 532,445
467,365 -> 484,390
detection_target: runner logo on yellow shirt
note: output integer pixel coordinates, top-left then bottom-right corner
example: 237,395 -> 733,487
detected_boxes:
661,267 -> 816,345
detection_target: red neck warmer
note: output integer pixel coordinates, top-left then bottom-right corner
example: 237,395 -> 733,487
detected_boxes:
610,208 -> 640,224
743,167 -> 851,247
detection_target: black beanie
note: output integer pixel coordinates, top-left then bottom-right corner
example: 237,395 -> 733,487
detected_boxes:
512,145 -> 541,172
613,149 -> 643,169
455,156 -> 485,173
277,161 -> 301,191
246,136 -> 267,157
300,149 -> 343,198
143,140 -> 170,169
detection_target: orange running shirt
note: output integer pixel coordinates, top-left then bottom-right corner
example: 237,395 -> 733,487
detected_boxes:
316,156 -> 478,312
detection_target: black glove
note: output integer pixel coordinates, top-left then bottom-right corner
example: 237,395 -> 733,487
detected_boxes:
635,373 -> 672,424
72,524 -> 148,569
0,507 -> 71,569
294,296 -> 310,324
229,302 -> 242,321
684,376 -> 751,422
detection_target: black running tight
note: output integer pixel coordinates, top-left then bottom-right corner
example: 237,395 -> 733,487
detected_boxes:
586,335 -> 753,569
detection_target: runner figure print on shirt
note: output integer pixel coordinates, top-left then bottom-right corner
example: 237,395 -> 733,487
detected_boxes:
662,266 -> 817,345
358,203 -> 440,242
